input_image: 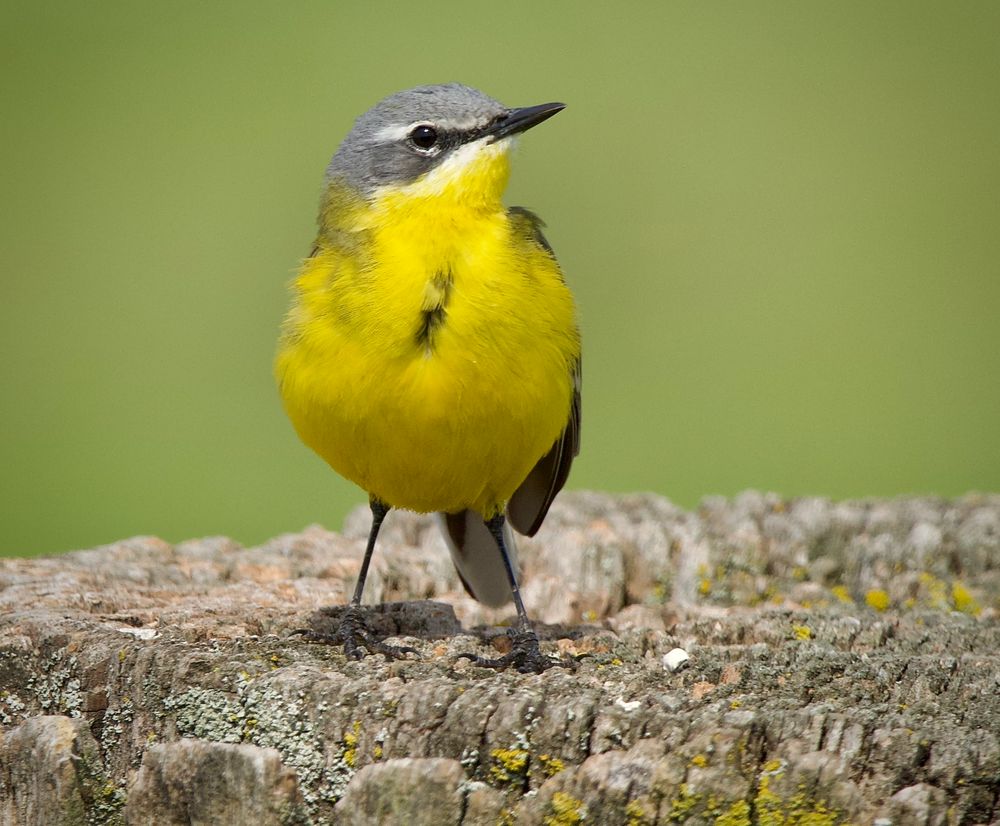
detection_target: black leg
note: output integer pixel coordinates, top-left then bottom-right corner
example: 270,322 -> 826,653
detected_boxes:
350,498 -> 390,607
299,498 -> 417,662
457,512 -> 565,674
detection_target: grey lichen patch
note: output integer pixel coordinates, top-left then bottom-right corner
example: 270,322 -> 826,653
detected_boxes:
0,688 -> 27,726
162,686 -> 243,743
162,670 -> 357,819
75,747 -> 128,826
97,695 -> 134,757
2,492 -> 999,824
26,651 -> 84,718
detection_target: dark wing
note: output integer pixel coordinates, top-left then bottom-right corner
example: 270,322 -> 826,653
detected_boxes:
505,207 -> 581,536
507,359 -> 581,536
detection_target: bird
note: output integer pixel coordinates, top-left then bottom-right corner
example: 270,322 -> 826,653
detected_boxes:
275,83 -> 580,673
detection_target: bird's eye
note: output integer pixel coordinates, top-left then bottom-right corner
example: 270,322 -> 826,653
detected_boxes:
409,124 -> 439,151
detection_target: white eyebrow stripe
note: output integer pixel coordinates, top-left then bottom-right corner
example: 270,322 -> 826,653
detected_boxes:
433,116 -> 486,132
371,124 -> 412,142
371,116 -> 491,143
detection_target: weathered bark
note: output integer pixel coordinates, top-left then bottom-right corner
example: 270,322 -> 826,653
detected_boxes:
1,491 -> 998,825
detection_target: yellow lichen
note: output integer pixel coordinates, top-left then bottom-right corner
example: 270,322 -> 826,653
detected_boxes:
343,721 -> 361,768
755,774 -> 784,823
752,768 -> 845,826
667,783 -> 702,821
490,747 -> 529,785
792,624 -> 813,641
544,792 -> 586,825
537,753 -> 565,777
715,799 -> 751,826
690,753 -> 709,768
626,798 -> 651,825
918,572 -> 949,609
830,585 -> 853,604
761,784 -> 841,825
865,589 -> 890,611
699,577 -> 713,596
951,582 -> 981,615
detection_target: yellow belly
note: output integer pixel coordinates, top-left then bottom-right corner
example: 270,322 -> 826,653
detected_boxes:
275,204 -> 578,516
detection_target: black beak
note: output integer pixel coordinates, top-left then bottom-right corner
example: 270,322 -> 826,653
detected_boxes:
486,102 -> 565,141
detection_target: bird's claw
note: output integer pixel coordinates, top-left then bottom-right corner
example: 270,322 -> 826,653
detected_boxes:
456,628 -> 573,674
295,606 -> 418,662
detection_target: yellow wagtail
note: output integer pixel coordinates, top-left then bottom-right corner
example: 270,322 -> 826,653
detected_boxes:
275,84 -> 580,673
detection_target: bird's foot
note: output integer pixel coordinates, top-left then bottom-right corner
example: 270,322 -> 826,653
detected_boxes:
456,628 -> 572,674
296,605 -> 418,662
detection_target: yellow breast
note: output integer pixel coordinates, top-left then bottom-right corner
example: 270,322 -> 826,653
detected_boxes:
275,146 -> 579,516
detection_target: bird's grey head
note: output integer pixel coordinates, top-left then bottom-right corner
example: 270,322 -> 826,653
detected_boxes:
325,83 -> 564,195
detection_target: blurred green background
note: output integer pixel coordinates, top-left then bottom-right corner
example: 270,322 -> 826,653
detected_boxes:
3,2 -> 999,557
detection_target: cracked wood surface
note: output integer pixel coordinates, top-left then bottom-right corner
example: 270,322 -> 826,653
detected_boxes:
1,491 -> 999,825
